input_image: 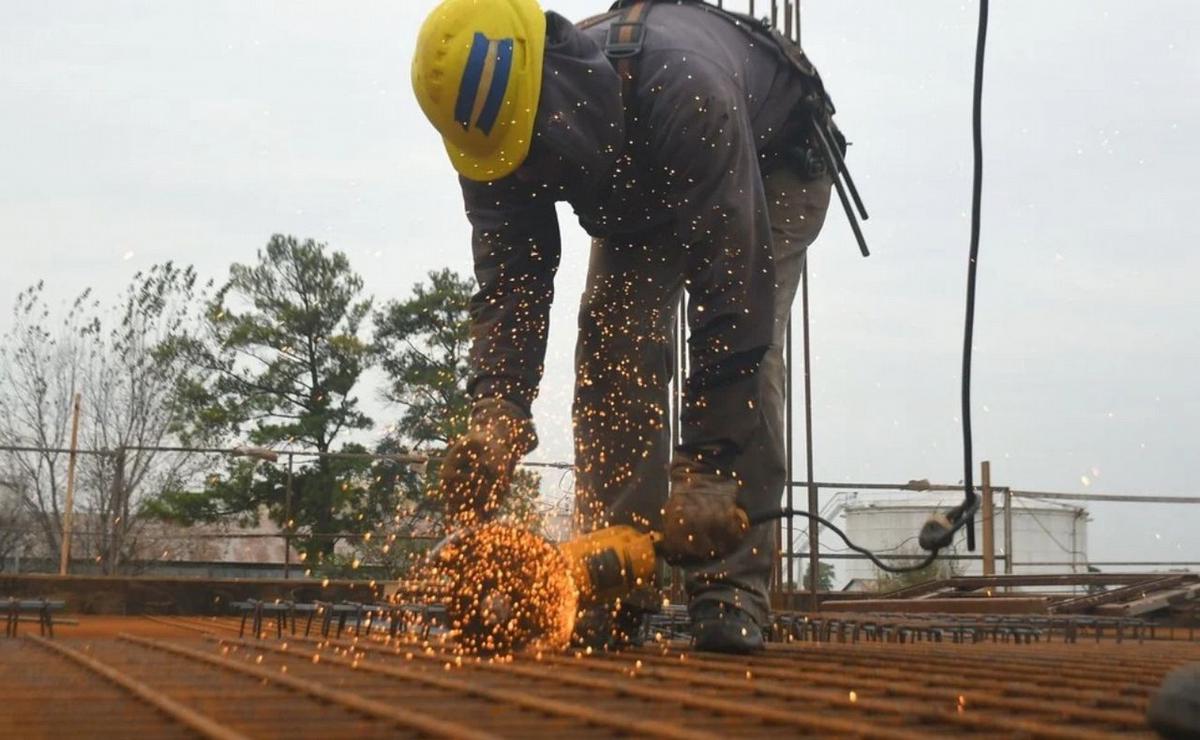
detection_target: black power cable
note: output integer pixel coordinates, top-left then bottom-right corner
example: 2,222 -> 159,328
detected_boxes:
746,0 -> 992,574
750,507 -> 938,574
958,0 -> 990,551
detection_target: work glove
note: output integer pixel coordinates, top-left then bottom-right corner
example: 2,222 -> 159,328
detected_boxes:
660,454 -> 750,565
437,397 -> 537,522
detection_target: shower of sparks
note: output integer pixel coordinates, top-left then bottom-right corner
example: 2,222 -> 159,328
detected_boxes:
428,522 -> 578,656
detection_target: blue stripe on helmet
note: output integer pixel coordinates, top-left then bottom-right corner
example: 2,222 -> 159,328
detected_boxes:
454,32 -> 490,130
474,38 -> 513,136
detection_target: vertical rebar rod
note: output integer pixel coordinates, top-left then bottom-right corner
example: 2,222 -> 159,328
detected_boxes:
674,295 -> 685,451
801,263 -> 819,608
672,295 -> 687,600
785,321 -> 794,594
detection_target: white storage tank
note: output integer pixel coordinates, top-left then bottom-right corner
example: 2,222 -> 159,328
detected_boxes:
826,492 -> 1088,590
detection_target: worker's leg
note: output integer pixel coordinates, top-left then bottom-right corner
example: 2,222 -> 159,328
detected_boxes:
573,233 -> 685,542
686,166 -> 832,626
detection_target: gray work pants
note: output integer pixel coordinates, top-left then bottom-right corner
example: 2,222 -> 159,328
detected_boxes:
573,165 -> 832,625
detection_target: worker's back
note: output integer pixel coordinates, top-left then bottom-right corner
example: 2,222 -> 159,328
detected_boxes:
463,2 -> 809,240
457,2 -> 824,413
573,2 -> 807,236
578,2 -> 803,147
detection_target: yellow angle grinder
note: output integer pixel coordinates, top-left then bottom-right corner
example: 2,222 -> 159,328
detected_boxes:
430,500 -> 972,654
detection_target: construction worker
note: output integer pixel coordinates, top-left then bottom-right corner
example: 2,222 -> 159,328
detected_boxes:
414,0 -> 841,653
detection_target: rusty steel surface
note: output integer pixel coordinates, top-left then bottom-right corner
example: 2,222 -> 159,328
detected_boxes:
772,611 -> 1200,645
877,573 -> 1200,601
26,634 -> 250,740
3,615 -> 1199,738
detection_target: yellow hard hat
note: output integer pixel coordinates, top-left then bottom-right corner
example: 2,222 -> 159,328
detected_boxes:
412,0 -> 547,182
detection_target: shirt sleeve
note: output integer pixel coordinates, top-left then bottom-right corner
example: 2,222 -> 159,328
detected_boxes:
459,175 -> 562,413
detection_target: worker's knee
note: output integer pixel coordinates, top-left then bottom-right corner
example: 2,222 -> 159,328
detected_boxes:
577,302 -> 674,392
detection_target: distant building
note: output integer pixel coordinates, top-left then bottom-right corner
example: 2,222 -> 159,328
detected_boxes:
792,492 -> 1089,591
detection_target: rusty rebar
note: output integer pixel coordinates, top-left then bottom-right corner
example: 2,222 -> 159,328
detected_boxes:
212,633 -> 707,740
10,615 -> 1198,738
27,635 -> 248,740
117,633 -> 495,740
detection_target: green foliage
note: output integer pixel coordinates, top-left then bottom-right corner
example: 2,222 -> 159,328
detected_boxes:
154,236 -> 378,559
142,459 -> 268,529
374,269 -> 474,446
374,269 -> 542,529
801,562 -> 837,592
173,235 -> 373,449
148,255 -> 543,573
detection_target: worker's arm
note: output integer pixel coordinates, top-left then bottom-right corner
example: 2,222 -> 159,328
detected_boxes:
436,178 -> 559,520
459,175 -> 562,415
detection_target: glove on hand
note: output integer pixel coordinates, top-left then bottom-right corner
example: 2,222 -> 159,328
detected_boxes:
660,455 -> 750,564
437,397 -> 537,521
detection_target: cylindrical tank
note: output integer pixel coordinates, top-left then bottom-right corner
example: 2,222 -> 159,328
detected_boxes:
833,493 -> 1088,591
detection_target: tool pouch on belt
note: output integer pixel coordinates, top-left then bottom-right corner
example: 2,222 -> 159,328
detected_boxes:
437,397 -> 538,521
768,27 -> 848,180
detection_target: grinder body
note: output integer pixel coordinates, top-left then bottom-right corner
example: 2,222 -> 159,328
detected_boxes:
557,525 -> 661,607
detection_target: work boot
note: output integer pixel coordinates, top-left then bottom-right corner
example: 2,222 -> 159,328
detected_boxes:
572,603 -> 650,652
690,600 -> 765,654
1148,664 -> 1200,739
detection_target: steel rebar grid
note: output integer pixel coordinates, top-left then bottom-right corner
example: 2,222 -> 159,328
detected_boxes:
281,631 -> 1139,739
44,614 -> 1187,739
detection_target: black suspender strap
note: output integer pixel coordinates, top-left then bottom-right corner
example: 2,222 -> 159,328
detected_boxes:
602,1 -> 652,128
605,2 -> 649,58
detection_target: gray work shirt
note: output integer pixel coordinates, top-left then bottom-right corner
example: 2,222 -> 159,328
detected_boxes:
461,3 -> 816,412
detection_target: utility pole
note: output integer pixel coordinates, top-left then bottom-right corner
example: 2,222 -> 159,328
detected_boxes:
58,393 -> 82,576
981,461 -> 994,576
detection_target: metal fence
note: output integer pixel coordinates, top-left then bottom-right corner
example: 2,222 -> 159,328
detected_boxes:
0,442 -> 576,580
770,469 -> 1200,609
4,439 -> 1196,612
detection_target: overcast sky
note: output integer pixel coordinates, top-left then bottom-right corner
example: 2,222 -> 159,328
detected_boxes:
2,1 -> 1197,567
